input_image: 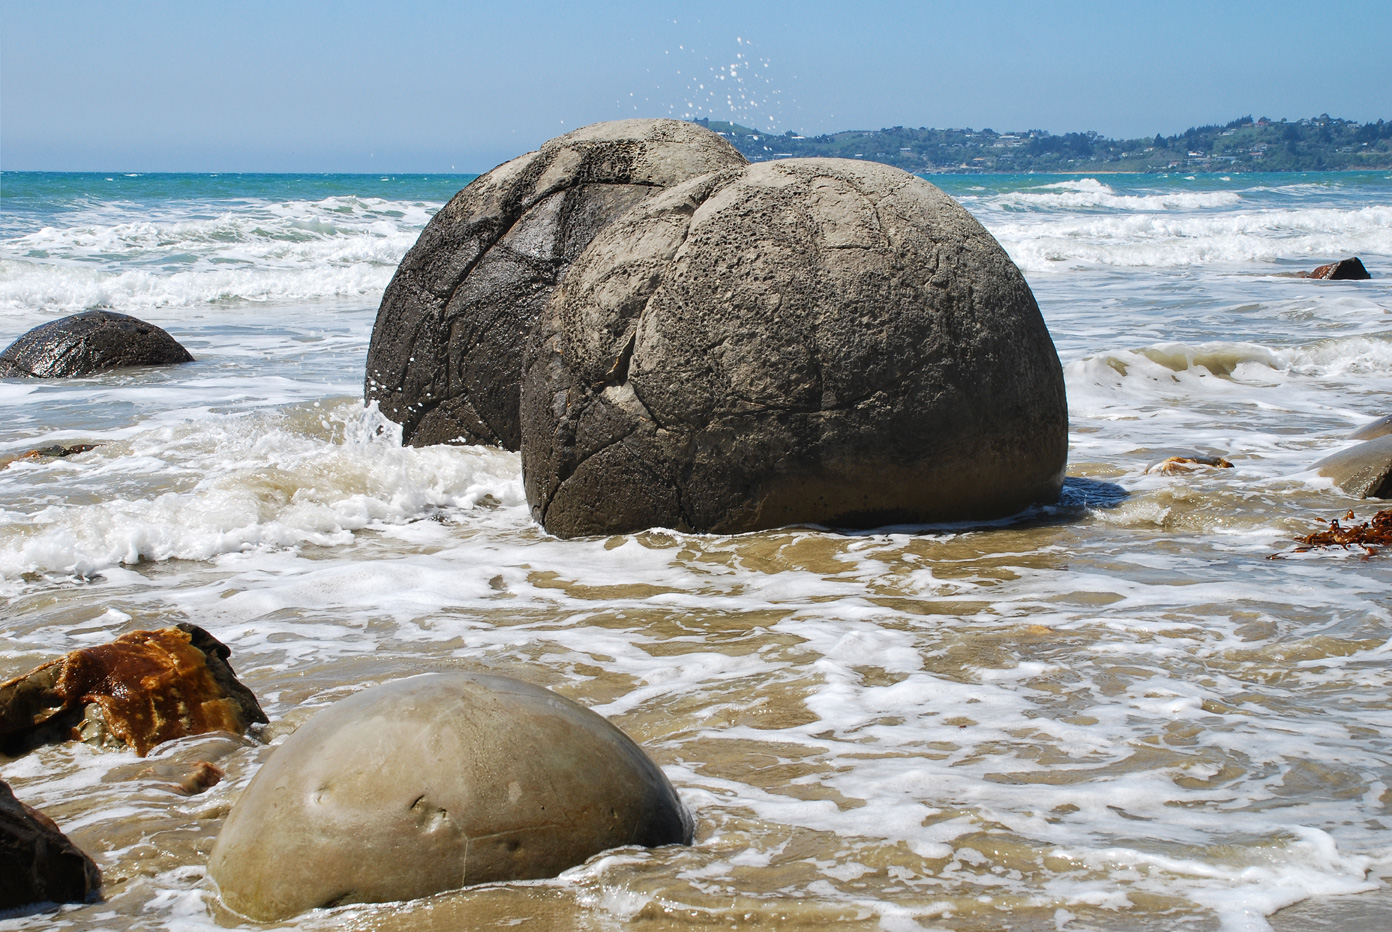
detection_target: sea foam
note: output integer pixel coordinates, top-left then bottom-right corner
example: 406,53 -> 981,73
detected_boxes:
0,402 -> 524,591
0,196 -> 430,312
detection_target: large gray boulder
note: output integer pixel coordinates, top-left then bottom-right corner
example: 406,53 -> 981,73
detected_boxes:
0,310 -> 192,378
208,673 -> 691,921
520,158 -> 1068,537
1,780 -> 101,910
364,119 -> 747,450
1315,435 -> 1392,498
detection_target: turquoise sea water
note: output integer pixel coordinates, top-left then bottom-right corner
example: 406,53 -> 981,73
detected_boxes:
2,168 -> 1392,931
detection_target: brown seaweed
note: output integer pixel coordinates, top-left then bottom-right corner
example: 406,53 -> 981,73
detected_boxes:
1272,509 -> 1392,559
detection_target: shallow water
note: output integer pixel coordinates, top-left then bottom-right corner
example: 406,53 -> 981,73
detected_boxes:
2,170 -> 1392,931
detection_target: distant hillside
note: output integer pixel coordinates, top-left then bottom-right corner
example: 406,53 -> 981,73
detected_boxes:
693,115 -> 1392,173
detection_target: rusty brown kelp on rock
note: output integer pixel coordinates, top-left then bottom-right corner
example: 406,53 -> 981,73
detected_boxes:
0,624 -> 266,758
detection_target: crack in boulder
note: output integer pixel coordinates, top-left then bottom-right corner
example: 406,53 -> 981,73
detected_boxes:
521,158 -> 1069,537
364,120 -> 748,450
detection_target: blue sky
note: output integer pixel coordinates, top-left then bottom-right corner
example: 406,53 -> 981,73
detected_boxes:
3,0 -> 1389,172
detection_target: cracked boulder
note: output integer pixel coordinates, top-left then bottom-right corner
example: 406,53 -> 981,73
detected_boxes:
364,119 -> 747,449
208,673 -> 690,921
0,310 -> 193,378
521,158 -> 1068,537
0,624 -> 267,757
1,779 -> 101,910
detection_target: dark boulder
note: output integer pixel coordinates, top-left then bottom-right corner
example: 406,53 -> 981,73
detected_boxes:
208,673 -> 691,921
1301,257 -> 1371,280
0,780 -> 100,910
0,311 -> 193,378
1314,436 -> 1392,499
0,624 -> 266,757
364,119 -> 747,450
521,158 -> 1068,537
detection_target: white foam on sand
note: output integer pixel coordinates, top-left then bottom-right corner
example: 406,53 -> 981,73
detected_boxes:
0,402 -> 524,592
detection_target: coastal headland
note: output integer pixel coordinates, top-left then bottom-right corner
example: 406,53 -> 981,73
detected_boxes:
695,113 -> 1392,174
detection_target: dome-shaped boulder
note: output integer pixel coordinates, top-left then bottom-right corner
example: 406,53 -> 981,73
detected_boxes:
520,158 -> 1068,537
364,119 -> 747,449
1348,414 -> 1392,442
1315,435 -> 1392,498
0,311 -> 193,378
208,673 -> 690,921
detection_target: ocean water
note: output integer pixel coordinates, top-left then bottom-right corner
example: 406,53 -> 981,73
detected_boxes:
1,169 -> 1391,932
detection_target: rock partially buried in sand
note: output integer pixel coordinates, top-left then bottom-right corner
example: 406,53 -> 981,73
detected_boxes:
364,119 -> 747,450
0,624 -> 267,757
208,673 -> 690,921
1300,257 -> 1371,280
0,779 -> 101,910
0,443 -> 101,471
521,158 -> 1068,537
1348,414 -> 1392,442
0,310 -> 193,378
1146,454 -> 1234,475
1314,435 -> 1392,499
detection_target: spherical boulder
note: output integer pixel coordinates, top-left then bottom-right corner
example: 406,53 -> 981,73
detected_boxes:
0,310 -> 193,378
520,158 -> 1068,537
364,119 -> 748,450
207,673 -> 691,921
1315,435 -> 1392,498
1348,413 -> 1392,442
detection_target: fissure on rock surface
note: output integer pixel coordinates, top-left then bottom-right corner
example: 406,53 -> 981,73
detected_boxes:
365,120 -> 748,450
521,158 -> 1068,537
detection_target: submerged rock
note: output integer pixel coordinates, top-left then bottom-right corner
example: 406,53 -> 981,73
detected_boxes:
0,444 -> 100,471
1301,257 -> 1371,280
0,311 -> 193,378
0,624 -> 266,757
1348,414 -> 1392,441
0,779 -> 101,910
208,673 -> 691,921
1146,454 -> 1234,475
1314,435 -> 1392,499
521,158 -> 1068,537
364,119 -> 747,450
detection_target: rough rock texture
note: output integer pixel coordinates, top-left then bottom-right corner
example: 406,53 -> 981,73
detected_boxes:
0,780 -> 101,910
208,673 -> 691,921
1348,413 -> 1392,441
1314,435 -> 1392,498
364,119 -> 747,450
521,158 -> 1069,537
0,624 -> 267,757
1303,257 -> 1371,280
0,311 -> 193,378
